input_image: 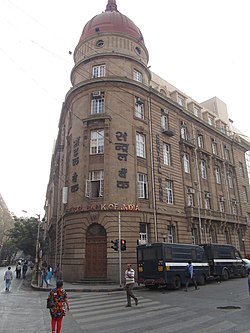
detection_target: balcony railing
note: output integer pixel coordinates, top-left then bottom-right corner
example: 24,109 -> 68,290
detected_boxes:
185,206 -> 247,224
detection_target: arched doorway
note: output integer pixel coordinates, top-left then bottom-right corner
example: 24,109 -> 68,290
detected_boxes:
85,223 -> 107,278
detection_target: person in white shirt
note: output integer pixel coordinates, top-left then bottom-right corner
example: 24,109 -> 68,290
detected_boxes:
124,264 -> 138,307
4,266 -> 13,291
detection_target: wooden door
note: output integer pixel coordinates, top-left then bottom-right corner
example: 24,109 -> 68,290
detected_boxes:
85,224 -> 107,278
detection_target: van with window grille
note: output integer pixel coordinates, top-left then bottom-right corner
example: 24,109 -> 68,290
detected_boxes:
199,243 -> 246,280
137,242 -> 209,289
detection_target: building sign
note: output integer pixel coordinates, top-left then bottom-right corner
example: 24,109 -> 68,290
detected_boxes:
156,134 -> 163,202
115,131 -> 130,189
71,136 -> 80,192
66,203 -> 139,213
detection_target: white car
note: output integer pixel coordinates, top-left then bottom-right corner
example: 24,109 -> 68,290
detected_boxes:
242,258 -> 250,274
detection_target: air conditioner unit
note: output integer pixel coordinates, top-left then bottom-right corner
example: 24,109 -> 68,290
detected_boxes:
136,97 -> 143,105
187,188 -> 195,194
92,91 -> 101,97
161,108 -> 169,115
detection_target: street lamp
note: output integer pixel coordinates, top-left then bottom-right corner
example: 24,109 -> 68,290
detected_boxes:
242,238 -> 246,258
34,214 -> 42,286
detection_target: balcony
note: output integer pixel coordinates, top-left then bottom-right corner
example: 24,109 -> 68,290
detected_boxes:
162,128 -> 175,137
185,206 -> 247,224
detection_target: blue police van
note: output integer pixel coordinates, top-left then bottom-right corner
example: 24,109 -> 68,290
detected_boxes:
199,243 -> 246,280
137,243 -> 209,289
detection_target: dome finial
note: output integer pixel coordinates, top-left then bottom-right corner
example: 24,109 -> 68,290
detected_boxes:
105,0 -> 118,12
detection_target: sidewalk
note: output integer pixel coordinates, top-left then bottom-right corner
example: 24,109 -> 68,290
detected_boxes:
31,275 -> 143,292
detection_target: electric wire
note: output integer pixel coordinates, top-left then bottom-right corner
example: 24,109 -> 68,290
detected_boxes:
1,1 -> 242,219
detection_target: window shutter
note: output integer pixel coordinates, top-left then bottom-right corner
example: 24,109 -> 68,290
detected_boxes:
85,180 -> 91,197
99,180 -> 104,197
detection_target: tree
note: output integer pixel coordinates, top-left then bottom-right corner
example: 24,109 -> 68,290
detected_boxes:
0,239 -> 17,263
7,217 -> 40,257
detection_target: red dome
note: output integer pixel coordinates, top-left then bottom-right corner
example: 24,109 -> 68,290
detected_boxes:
79,0 -> 144,44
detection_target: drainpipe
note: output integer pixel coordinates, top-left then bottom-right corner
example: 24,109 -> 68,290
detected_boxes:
148,90 -> 158,242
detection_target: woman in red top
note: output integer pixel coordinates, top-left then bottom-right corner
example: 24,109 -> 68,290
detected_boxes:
48,280 -> 69,333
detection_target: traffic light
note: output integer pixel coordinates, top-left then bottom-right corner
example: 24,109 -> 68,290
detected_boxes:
120,239 -> 126,251
111,239 -> 119,251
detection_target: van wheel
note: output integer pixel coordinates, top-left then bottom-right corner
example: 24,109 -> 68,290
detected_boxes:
222,269 -> 229,281
199,274 -> 206,285
172,276 -> 181,290
241,267 -> 246,278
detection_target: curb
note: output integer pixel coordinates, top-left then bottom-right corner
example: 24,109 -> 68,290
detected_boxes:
31,283 -> 144,293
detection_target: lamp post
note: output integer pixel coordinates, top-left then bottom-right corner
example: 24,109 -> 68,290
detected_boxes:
35,214 -> 41,286
242,238 -> 246,258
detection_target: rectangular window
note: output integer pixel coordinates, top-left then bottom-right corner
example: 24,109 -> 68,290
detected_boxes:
90,129 -> 104,154
191,228 -> 199,245
239,162 -> 244,177
163,143 -> 171,165
167,225 -> 176,243
211,140 -> 217,155
183,153 -> 190,173
91,92 -> 105,114
247,213 -> 250,225
219,197 -> 225,212
225,230 -> 231,244
161,114 -> 169,130
232,201 -> 237,215
201,160 -> 207,179
139,223 -> 148,244
165,179 -> 173,204
228,171 -> 233,188
243,186 -> 248,203
137,173 -> 148,199
224,147 -> 230,161
133,69 -> 143,82
92,64 -> 106,78
135,97 -> 144,119
220,123 -> 226,134
85,170 -> 104,198
193,107 -> 200,117
215,167 -> 221,184
136,133 -> 146,158
197,134 -> 203,148
177,95 -> 185,106
208,115 -> 214,126
180,124 -> 188,140
187,193 -> 194,207
204,196 -> 211,210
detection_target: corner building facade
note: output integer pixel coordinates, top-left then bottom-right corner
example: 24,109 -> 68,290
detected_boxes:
45,0 -> 250,282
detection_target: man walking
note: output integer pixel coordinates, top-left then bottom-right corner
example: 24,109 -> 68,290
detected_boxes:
4,266 -> 13,291
184,261 -> 199,291
124,264 -> 138,307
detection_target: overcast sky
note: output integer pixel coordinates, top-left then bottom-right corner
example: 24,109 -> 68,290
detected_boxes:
0,0 -> 249,218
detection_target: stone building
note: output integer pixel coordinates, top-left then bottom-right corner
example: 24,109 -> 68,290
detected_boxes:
44,0 -> 250,282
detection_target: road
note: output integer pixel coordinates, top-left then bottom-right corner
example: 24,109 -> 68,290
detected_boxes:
1,266 -> 250,332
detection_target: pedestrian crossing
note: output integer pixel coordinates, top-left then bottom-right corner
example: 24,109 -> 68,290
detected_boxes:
67,291 -> 240,333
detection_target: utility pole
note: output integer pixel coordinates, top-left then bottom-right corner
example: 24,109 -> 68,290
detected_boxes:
118,211 -> 122,287
35,214 -> 41,286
